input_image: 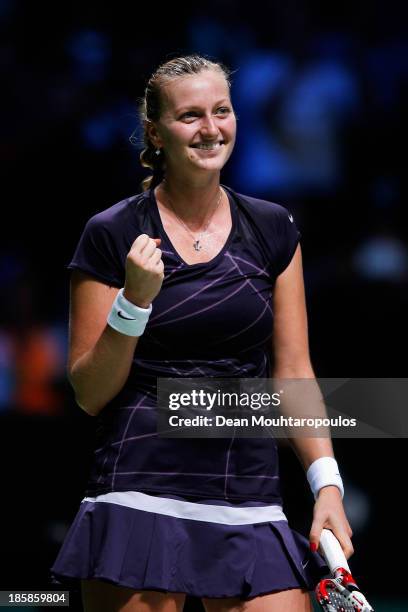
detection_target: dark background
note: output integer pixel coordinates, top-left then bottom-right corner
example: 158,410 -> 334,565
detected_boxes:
1,1 -> 407,610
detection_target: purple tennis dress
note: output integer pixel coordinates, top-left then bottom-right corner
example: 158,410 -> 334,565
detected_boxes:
50,185 -> 328,599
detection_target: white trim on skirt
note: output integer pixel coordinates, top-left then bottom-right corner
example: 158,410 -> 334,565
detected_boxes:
82,490 -> 288,525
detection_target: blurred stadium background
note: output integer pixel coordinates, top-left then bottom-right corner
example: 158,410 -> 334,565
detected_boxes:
1,1 -> 407,610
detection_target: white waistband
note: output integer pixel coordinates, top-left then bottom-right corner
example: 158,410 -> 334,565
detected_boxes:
82,491 -> 287,525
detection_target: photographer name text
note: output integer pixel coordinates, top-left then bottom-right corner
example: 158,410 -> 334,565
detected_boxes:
167,415 -> 357,428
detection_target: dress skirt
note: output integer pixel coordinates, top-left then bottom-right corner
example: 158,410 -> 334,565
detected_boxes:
50,491 -> 328,600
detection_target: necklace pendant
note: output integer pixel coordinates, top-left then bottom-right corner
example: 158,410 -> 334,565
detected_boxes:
193,240 -> 202,251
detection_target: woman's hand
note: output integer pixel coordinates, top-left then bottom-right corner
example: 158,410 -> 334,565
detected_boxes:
124,235 -> 164,308
309,485 -> 354,559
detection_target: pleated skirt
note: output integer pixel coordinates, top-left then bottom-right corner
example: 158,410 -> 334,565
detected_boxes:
50,492 -> 328,600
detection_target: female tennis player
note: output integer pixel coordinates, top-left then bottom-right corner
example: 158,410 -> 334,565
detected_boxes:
51,54 -> 353,611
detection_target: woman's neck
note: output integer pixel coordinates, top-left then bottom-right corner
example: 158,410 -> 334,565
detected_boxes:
156,174 -> 222,223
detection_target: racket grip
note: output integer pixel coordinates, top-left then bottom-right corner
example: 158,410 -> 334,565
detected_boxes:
318,528 -> 351,574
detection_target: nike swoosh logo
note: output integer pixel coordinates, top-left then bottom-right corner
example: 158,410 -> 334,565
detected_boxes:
302,560 -> 310,569
288,214 -> 294,223
118,311 -> 137,320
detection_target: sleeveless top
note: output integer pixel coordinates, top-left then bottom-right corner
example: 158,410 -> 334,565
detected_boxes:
67,185 -> 300,503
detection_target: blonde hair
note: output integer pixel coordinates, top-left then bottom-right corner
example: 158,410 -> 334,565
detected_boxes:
137,54 -> 233,191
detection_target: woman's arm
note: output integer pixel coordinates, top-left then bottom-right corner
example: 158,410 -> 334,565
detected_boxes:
272,244 -> 353,557
272,244 -> 334,466
67,271 -> 139,416
68,234 -> 164,417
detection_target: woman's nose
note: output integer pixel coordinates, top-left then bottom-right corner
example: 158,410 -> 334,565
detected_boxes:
200,114 -> 219,137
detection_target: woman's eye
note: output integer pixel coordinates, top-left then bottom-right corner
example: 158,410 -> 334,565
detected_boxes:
180,107 -> 231,121
181,112 -> 198,120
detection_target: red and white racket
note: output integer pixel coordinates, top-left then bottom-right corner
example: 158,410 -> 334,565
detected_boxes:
315,529 -> 374,611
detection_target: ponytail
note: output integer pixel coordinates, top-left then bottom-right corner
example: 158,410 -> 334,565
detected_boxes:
139,140 -> 165,192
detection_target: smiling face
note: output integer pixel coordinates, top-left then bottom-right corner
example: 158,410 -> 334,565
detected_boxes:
146,69 -> 236,179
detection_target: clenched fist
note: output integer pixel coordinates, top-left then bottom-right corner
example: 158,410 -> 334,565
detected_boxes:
123,234 -> 164,308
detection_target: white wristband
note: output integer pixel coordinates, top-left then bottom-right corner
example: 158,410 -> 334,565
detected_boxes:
306,456 -> 344,500
107,288 -> 152,337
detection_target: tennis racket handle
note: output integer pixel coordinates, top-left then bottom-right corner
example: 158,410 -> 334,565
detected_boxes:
318,528 -> 351,574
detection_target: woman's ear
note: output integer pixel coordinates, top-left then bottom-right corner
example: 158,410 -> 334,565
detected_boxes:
145,120 -> 163,150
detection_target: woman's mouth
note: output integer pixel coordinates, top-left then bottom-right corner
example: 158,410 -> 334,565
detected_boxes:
190,141 -> 224,150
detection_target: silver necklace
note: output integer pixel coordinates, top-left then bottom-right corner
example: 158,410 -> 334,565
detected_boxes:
163,187 -> 223,251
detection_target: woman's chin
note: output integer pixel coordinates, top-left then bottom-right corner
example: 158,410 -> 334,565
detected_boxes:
189,156 -> 227,172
